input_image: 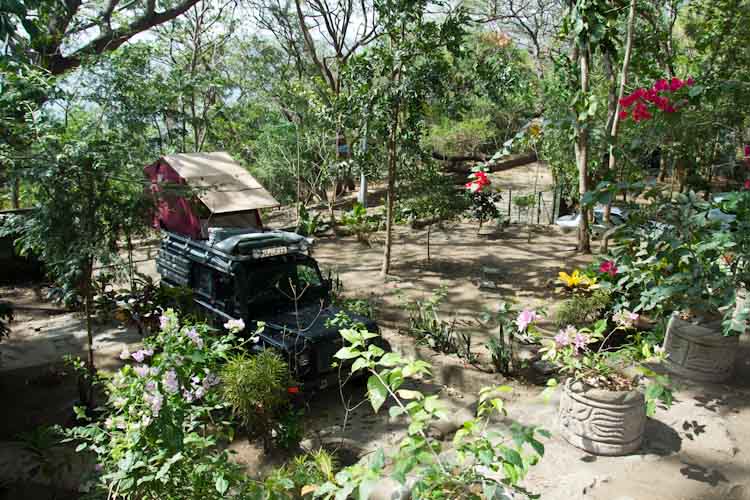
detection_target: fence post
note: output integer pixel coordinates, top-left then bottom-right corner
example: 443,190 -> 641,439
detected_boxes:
507,189 -> 512,223
537,191 -> 542,224
550,187 -> 557,224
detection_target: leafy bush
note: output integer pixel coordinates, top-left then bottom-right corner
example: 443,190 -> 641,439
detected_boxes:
555,289 -> 612,328
341,203 -> 381,244
310,326 -> 548,498
242,449 -> 336,498
401,287 -> 475,362
296,204 -> 323,237
221,350 -> 293,451
65,309 -> 245,499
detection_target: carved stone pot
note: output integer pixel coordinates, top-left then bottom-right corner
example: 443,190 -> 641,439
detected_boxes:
662,314 -> 739,383
558,379 -> 646,456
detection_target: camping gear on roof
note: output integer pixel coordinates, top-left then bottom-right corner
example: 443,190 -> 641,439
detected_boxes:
144,152 -> 279,239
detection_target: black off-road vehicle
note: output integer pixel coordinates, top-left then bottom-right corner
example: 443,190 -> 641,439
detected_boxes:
156,229 -> 380,390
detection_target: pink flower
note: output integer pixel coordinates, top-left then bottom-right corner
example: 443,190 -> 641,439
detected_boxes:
744,179 -> 750,190
131,350 -> 145,363
554,329 -> 571,347
686,76 -> 695,86
185,328 -> 204,349
744,145 -> 750,158
669,77 -> 685,92
516,309 -> 538,332
572,332 -> 589,353
599,260 -> 618,277
144,391 -> 163,415
159,314 -> 169,330
618,110 -> 629,121
134,364 -> 150,377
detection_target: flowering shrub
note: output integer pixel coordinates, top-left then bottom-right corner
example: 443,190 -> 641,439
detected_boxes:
464,170 -> 490,193
598,260 -> 618,277
485,303 -> 542,375
541,318 -> 671,416
618,77 -> 695,122
465,167 -> 501,228
66,309 -> 249,499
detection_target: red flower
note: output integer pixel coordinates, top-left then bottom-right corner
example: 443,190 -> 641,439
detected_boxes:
599,260 -> 618,277
618,110 -> 629,121
686,77 -> 695,86
744,179 -> 750,190
287,386 -> 300,394
669,78 -> 685,92
744,145 -> 750,158
653,79 -> 669,92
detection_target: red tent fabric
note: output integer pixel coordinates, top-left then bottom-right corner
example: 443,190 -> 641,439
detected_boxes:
145,159 -> 203,239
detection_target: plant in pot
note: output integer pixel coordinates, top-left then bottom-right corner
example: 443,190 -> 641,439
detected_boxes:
716,185 -> 750,334
632,192 -> 743,383
540,317 -> 671,456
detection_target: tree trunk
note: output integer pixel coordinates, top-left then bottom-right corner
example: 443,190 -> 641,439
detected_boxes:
83,258 -> 96,409
602,0 -> 637,252
576,46 -> 591,254
11,179 -> 20,209
381,107 -> 398,276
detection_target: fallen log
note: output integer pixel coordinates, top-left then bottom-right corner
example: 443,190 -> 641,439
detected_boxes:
442,151 -> 538,175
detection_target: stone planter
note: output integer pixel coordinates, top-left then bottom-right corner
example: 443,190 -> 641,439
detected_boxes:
558,379 -> 646,456
663,314 -> 739,383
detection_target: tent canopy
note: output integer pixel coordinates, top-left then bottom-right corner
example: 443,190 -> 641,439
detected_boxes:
160,152 -> 279,214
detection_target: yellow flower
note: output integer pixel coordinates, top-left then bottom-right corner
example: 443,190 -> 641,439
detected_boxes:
558,270 -> 597,289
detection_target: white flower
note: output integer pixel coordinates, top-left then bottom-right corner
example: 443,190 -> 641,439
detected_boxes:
223,318 -> 246,333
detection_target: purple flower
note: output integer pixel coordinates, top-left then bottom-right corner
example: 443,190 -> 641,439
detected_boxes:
144,390 -> 163,415
94,463 -> 103,472
145,380 -> 157,393
185,328 -> 204,348
516,309 -> 538,332
193,386 -> 205,400
163,370 -> 179,394
131,350 -> 145,363
183,389 -> 195,403
142,348 -> 154,357
134,365 -> 150,377
159,314 -> 169,330
203,373 -> 220,388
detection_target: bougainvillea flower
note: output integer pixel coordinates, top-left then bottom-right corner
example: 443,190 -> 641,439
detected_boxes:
686,77 -> 695,86
516,309 -> 538,332
599,260 -> 618,277
653,79 -> 669,92
744,179 -> 750,190
669,77 -> 685,91
744,145 -> 750,158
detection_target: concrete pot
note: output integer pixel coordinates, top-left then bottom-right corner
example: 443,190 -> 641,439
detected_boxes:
663,314 -> 739,383
558,379 -> 646,456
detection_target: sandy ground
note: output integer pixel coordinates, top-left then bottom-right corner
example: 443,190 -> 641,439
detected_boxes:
1,162 -> 749,499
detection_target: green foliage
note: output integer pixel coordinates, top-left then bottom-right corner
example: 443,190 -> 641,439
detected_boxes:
65,310 -> 245,499
424,117 -> 494,156
221,350 -> 293,451
316,325 -> 547,498
555,289 -> 612,328
401,286 -> 475,363
340,203 -> 381,244
243,449 -> 336,499
609,191 -> 741,333
296,204 -> 323,237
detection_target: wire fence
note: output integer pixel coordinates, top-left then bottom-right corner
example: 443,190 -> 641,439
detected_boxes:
495,186 -> 563,225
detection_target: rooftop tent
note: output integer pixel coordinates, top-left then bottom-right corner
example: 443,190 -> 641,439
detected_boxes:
145,152 -> 280,240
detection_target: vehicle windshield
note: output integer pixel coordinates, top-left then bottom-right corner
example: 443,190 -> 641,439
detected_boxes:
246,260 -> 325,311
